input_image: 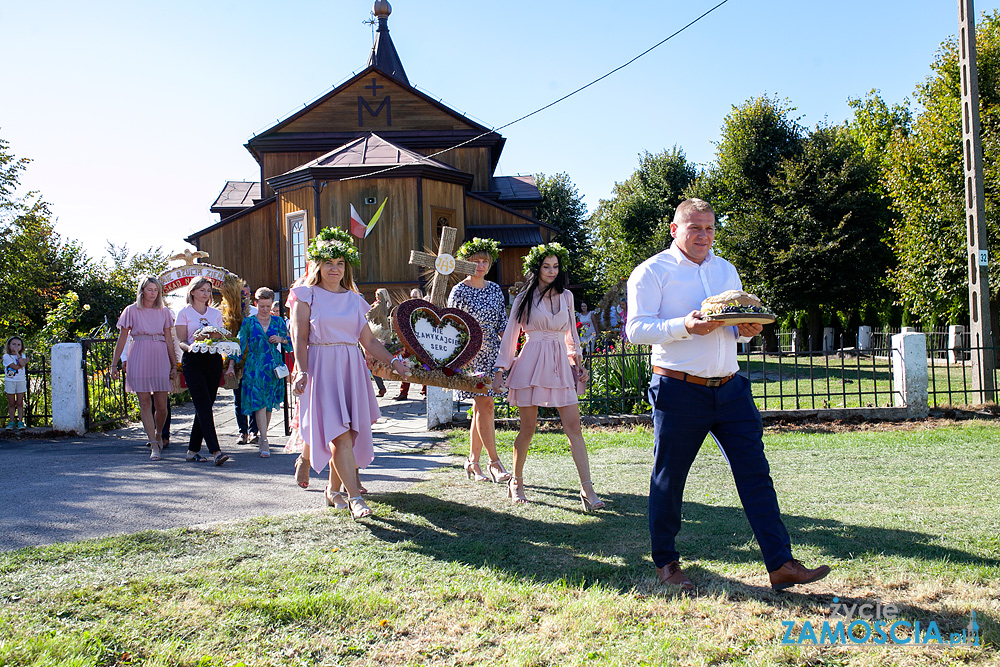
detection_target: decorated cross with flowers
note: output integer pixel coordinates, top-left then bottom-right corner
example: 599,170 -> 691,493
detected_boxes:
408,226 -> 477,307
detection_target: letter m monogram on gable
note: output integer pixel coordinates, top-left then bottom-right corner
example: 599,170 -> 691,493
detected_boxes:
358,77 -> 391,126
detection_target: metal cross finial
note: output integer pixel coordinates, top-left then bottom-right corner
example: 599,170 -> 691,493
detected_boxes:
408,226 -> 477,307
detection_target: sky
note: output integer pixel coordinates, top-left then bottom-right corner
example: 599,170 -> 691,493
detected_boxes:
2,0 -> 998,262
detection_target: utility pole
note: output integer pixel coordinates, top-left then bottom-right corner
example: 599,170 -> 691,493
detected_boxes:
958,0 -> 996,402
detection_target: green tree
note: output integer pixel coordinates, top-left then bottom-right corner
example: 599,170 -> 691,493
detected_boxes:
534,172 -> 594,290
691,97 -> 894,346
690,95 -> 803,215
0,198 -> 92,336
873,10 -> 1000,325
0,136 -> 169,342
760,125 -> 894,342
586,147 -> 697,290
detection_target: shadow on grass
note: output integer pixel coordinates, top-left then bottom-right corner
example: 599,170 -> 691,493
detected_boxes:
365,488 -> 1000,591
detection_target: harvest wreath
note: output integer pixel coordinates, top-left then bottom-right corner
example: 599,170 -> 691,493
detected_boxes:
368,298 -> 491,395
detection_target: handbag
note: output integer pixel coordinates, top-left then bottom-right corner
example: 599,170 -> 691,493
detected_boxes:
273,363 -> 290,379
575,366 -> 588,396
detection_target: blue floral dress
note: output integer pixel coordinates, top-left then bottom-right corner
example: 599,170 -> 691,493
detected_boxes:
448,281 -> 507,400
238,315 -> 292,414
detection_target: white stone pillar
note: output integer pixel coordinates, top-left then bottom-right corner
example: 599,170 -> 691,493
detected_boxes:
51,343 -> 86,434
901,326 -> 918,333
891,332 -> 929,418
948,325 -> 967,363
857,325 -> 873,352
822,327 -> 835,352
425,385 -> 453,429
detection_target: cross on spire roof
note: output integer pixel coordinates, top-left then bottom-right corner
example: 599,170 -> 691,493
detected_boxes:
367,1 -> 409,85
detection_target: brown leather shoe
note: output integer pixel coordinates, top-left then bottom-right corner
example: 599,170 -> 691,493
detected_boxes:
656,561 -> 694,590
769,559 -> 831,591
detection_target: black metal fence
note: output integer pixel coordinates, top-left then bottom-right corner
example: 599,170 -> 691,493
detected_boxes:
24,352 -> 51,427
81,337 -> 137,430
491,330 -> 1000,418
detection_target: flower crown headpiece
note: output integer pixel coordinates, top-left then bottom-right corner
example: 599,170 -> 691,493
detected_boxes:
457,237 -> 500,261
523,242 -> 570,275
308,227 -> 360,266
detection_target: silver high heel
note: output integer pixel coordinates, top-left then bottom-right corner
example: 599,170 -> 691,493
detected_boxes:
464,458 -> 488,482
488,459 -> 512,483
325,486 -> 348,510
348,495 -> 372,521
507,476 -> 528,504
579,480 -> 605,512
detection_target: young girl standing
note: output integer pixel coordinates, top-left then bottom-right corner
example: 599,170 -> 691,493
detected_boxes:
4,336 -> 28,430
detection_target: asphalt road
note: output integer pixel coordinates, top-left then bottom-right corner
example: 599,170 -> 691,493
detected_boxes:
0,384 -> 454,551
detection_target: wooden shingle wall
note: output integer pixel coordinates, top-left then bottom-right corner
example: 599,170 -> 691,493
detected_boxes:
194,201 -> 278,294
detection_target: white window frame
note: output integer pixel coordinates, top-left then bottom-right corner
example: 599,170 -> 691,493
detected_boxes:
287,211 -> 308,281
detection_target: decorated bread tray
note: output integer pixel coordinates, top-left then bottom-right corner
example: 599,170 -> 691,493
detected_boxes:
703,312 -> 776,325
700,290 -> 776,326
189,326 -> 241,356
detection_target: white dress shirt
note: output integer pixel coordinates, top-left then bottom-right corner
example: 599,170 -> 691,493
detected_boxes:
625,243 -> 743,377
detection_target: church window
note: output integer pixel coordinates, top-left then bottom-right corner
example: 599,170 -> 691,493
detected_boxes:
288,211 -> 307,280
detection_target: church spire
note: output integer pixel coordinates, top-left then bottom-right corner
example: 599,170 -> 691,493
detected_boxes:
367,1 -> 409,85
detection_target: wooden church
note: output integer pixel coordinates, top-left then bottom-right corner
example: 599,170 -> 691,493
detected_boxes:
186,0 -> 558,301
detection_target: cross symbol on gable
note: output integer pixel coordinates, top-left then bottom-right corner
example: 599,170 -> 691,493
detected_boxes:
409,226 -> 477,307
365,78 -> 383,97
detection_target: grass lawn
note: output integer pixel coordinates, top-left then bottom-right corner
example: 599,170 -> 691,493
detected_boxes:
1,421 -> 998,666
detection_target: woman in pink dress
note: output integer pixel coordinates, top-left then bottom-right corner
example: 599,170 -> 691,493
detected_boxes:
493,243 -> 605,510
110,276 -> 177,460
291,227 -> 410,519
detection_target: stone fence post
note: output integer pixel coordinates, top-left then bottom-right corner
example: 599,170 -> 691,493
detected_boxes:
948,325 -> 967,363
822,327 -> 835,352
857,325 -> 873,352
891,332 -> 929,418
51,343 -> 86,434
425,386 -> 453,429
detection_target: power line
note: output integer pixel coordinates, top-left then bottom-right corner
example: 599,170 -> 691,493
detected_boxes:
343,0 -> 730,181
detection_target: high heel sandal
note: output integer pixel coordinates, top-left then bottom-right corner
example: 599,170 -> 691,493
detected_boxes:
488,459 -> 512,483
579,480 -> 605,512
149,442 -> 162,461
507,476 -> 528,504
294,456 -> 310,488
259,438 -> 270,458
325,486 -> 348,510
464,458 -> 489,482
348,495 -> 372,520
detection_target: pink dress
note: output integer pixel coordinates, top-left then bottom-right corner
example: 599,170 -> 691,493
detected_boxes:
496,289 -> 583,408
290,285 -> 381,473
116,305 -> 174,393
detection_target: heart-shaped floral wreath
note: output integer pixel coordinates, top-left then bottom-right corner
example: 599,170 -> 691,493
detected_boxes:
393,299 -> 483,372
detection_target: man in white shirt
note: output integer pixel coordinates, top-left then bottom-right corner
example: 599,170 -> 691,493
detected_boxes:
626,198 -> 830,592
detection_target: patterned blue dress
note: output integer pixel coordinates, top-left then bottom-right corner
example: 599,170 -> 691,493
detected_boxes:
238,315 -> 292,414
448,280 -> 507,400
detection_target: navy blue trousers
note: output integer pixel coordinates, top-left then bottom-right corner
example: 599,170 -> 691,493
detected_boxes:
648,373 -> 793,572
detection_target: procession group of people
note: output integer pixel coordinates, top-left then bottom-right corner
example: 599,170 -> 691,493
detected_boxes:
108,198 -> 830,591
110,278 -> 291,465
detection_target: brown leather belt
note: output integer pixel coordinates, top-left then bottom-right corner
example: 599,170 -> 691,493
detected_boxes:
653,366 -> 734,388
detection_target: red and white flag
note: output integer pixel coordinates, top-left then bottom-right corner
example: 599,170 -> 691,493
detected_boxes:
350,204 -> 367,238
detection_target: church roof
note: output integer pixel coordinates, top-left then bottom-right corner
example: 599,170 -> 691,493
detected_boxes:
210,181 -> 262,214
465,225 -> 545,247
266,132 -> 472,189
367,1 -> 408,85
492,176 -> 542,204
